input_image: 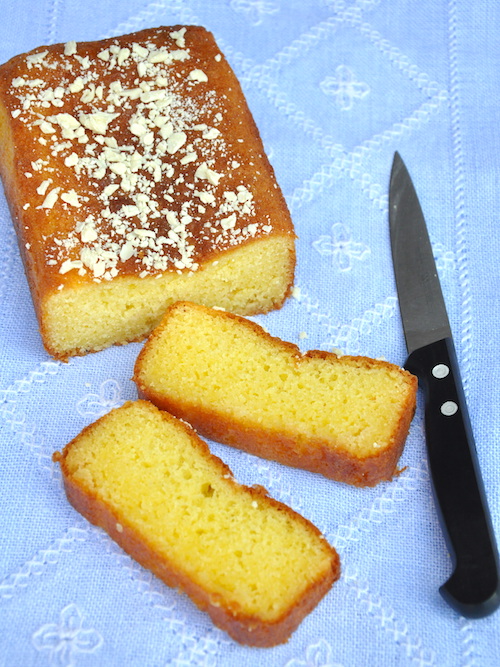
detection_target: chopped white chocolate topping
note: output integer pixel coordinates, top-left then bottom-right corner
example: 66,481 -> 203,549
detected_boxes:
170,28 -> 187,48
39,187 -> 60,209
7,28 -> 275,282
60,190 -> 81,207
78,111 -> 119,135
36,179 -> 52,195
195,162 -> 222,186
64,41 -> 77,56
188,68 -> 208,83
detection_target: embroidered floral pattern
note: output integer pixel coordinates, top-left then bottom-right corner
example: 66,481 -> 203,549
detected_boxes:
313,223 -> 370,271
320,65 -> 370,111
76,378 -> 123,417
285,638 -> 343,667
230,0 -> 280,26
32,603 -> 103,666
433,241 -> 456,275
172,626 -> 229,666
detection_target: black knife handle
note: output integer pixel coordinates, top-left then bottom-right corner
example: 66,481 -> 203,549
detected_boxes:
405,337 -> 500,618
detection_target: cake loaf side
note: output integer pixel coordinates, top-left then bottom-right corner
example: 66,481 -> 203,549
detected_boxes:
53,400 -> 339,647
134,301 -> 418,486
0,26 -> 295,359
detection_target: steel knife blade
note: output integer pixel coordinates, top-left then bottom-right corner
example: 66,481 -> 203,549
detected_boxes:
389,151 -> 500,618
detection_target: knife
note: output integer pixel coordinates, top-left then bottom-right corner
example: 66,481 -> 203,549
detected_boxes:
389,151 -> 500,618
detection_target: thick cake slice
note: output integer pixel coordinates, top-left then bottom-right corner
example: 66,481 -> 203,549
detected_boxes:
134,301 -> 418,486
0,26 -> 295,360
53,400 -> 339,647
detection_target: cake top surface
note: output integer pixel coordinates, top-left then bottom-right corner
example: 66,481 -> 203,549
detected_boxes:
0,26 -> 289,289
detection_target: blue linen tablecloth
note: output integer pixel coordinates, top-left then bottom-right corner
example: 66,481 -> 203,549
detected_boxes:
1,1 -> 499,665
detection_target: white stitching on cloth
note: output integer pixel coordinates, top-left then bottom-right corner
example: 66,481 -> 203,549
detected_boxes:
76,378 -> 124,418
284,637 -> 344,667
99,0 -> 200,41
0,361 -> 64,479
458,618 -> 478,667
326,462 -> 427,554
229,0 -> 280,27
292,285 -> 398,354
448,3 -> 477,665
32,602 -> 104,665
237,6 -> 448,217
448,0 -> 473,394
46,0 -> 63,45
171,626 -> 230,667
0,523 -> 88,601
286,89 -> 447,214
343,566 -> 437,666
0,224 -> 16,307
0,361 -> 62,401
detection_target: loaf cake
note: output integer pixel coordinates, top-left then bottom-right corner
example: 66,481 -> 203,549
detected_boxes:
53,400 -> 339,646
134,301 -> 418,486
0,26 -> 295,360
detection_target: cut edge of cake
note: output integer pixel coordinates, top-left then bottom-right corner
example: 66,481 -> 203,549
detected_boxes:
133,301 -> 418,486
53,399 -> 340,647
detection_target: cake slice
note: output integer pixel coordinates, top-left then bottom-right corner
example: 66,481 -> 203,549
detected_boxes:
53,400 -> 339,647
0,26 -> 295,360
133,301 -> 418,486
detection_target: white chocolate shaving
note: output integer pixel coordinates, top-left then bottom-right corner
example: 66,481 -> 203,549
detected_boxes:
188,69 -> 208,83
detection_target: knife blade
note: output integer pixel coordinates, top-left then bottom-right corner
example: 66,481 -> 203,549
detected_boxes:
389,151 -> 500,618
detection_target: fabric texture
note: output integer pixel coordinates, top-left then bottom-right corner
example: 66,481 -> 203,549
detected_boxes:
1,1 -> 499,665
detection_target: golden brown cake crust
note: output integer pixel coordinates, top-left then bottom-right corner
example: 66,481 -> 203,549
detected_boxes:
0,27 -> 295,358
54,401 -> 340,647
134,302 -> 418,487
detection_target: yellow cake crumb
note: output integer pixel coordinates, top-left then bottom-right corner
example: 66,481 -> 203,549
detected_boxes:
134,301 -> 418,486
54,400 -> 339,646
